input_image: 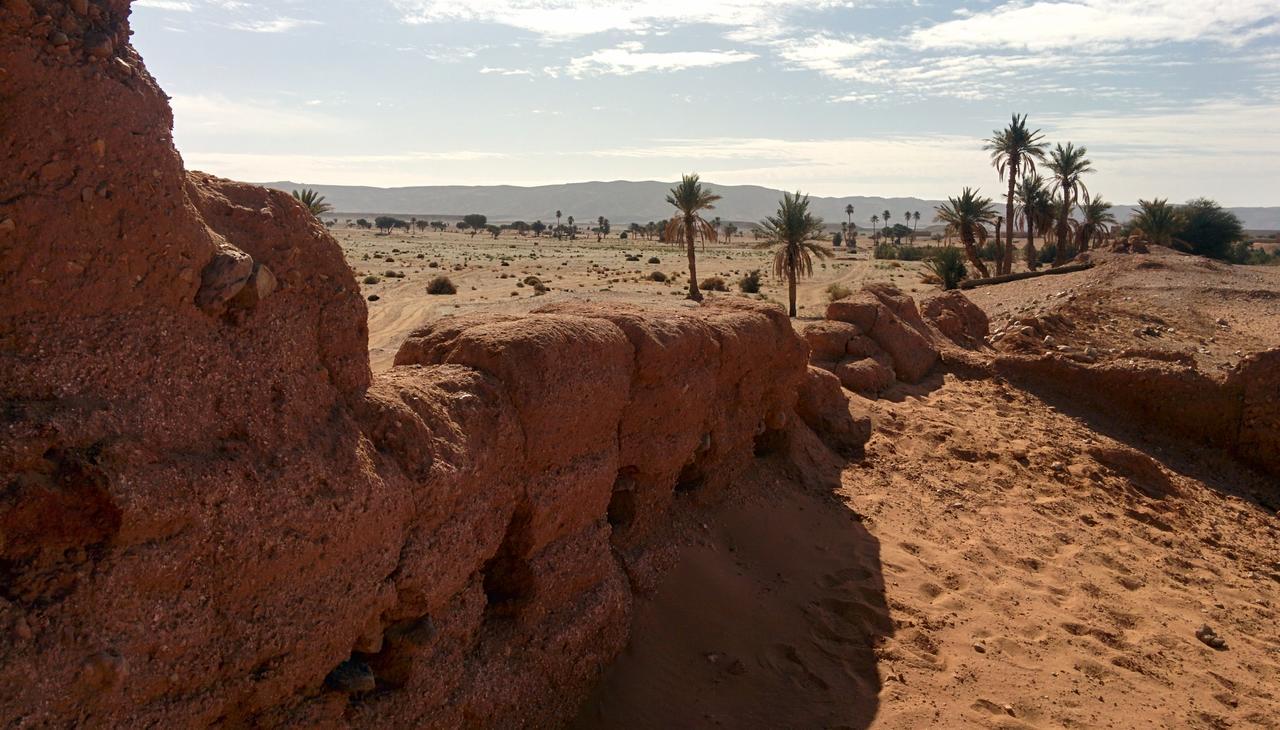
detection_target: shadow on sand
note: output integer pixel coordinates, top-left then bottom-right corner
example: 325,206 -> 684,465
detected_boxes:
573,428 -> 891,729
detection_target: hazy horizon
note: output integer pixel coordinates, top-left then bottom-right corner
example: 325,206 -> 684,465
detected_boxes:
133,0 -> 1280,206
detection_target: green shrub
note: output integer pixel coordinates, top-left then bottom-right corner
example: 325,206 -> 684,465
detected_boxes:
426,276 -> 457,295
896,246 -> 927,262
825,282 -> 852,302
927,247 -> 967,290
700,276 -> 729,292
873,242 -> 897,260
648,270 -> 668,282
739,269 -> 762,293
362,275 -> 380,285
647,256 -> 661,264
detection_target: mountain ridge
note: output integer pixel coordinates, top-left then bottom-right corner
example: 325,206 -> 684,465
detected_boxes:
257,180 -> 1280,231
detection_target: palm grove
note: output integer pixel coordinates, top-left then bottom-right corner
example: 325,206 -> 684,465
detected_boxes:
292,114 -> 1269,314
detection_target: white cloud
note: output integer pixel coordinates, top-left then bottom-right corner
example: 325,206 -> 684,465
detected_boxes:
228,17 -> 320,33
564,43 -> 756,76
480,66 -> 534,75
134,0 -> 195,10
915,0 -> 1280,51
170,94 -> 341,134
175,99 -> 1280,202
391,0 -> 851,39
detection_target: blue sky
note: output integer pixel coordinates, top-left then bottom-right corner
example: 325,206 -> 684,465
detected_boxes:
132,0 -> 1280,204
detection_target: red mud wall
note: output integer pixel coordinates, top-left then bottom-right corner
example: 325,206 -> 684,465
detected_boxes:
992,351 -> 1280,479
0,3 -> 831,725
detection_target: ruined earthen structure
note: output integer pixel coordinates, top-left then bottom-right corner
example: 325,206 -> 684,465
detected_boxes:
0,2 -> 868,725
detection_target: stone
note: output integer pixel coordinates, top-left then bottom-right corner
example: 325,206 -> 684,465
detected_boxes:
825,292 -> 882,332
802,320 -> 861,362
869,305 -> 938,383
835,357 -> 895,397
194,244 -> 254,313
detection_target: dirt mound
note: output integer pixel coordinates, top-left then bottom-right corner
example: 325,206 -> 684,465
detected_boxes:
0,6 -> 870,726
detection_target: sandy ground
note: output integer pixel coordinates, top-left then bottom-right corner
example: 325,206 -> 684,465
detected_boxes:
344,229 -> 1280,729
576,374 -> 1280,729
333,228 -> 934,370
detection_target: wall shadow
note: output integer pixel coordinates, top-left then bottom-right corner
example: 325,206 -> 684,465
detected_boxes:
572,442 -> 890,729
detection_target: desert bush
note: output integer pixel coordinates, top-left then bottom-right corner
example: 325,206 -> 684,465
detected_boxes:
648,271 -> 669,282
825,282 -> 852,302
647,256 -> 661,264
873,242 -> 897,260
426,276 -> 457,295
927,247 -> 967,290
362,275 -> 380,285
896,246 -> 927,262
1038,243 -> 1079,266
700,276 -> 729,292
739,269 -> 762,293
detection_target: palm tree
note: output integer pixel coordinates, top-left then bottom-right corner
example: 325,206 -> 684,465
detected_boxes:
724,223 -> 738,244
1046,142 -> 1094,266
985,114 -> 1048,275
845,204 -> 855,232
291,188 -> 332,217
555,210 -> 562,239
870,214 -> 880,243
663,173 -> 721,301
756,191 -> 831,317
1130,199 -> 1183,247
567,215 -> 575,239
882,209 -> 891,234
934,188 -> 997,278
1014,174 -> 1052,270
911,211 -> 920,243
1077,199 -> 1116,251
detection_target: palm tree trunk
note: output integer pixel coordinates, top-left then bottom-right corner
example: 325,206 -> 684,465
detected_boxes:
1003,166 -> 1017,276
1055,195 -> 1070,267
962,227 -> 990,278
685,217 -> 702,302
1025,220 -> 1037,271
788,266 -> 798,318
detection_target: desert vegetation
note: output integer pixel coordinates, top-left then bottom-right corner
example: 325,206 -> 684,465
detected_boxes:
663,173 -> 721,302
756,191 -> 832,317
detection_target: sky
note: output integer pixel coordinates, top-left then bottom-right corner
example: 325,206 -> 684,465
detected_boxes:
132,0 -> 1280,205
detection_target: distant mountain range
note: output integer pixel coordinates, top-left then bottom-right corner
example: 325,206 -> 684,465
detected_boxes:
260,180 -> 1280,231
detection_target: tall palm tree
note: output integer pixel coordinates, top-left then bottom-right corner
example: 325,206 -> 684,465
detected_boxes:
663,173 -> 721,302
882,209 -> 891,233
845,204 -> 855,232
756,191 -> 831,317
870,214 -> 880,243
911,211 -> 920,242
555,210 -> 562,239
1130,199 -> 1183,247
934,188 -> 997,278
984,114 -> 1048,275
1014,174 -> 1051,271
291,188 -> 332,217
1046,142 -> 1094,266
567,215 -> 575,239
1077,198 -> 1116,251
